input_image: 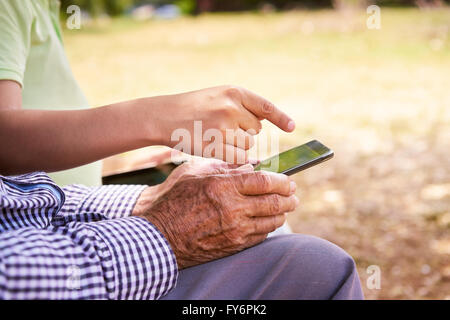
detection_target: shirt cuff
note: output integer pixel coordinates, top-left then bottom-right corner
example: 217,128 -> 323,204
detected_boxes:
84,216 -> 178,300
60,184 -> 147,221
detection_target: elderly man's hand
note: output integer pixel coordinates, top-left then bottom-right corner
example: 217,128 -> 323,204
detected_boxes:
138,165 -> 299,269
132,159 -> 242,216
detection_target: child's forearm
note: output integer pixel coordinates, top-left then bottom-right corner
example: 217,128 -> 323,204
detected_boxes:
0,86 -> 295,175
0,98 -> 158,175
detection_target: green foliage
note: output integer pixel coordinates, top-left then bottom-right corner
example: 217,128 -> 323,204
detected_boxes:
175,0 -> 196,14
60,0 -> 135,16
60,0 -> 103,16
105,0 -> 134,16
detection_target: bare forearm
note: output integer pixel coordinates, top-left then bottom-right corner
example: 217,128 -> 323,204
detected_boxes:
0,98 -> 161,175
0,84 -> 295,175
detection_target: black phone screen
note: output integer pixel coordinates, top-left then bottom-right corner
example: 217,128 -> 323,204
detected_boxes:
254,140 -> 333,175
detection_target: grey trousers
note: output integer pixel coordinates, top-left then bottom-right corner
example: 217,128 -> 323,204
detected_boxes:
162,234 -> 364,300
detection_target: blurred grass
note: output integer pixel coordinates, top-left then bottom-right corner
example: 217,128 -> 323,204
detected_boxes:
64,8 -> 450,299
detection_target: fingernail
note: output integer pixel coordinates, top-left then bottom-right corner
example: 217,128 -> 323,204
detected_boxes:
287,120 -> 295,132
289,181 -> 296,193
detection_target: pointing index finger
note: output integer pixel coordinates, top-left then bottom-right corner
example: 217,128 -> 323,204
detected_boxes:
240,88 -> 295,132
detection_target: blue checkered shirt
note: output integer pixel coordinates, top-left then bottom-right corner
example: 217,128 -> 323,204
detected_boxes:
0,172 -> 178,299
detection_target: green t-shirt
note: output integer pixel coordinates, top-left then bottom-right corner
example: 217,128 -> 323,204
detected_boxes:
0,0 -> 101,186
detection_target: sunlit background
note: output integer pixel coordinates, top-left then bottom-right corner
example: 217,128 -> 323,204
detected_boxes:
62,0 -> 449,299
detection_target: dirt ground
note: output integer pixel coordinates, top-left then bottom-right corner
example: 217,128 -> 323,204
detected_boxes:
288,130 -> 450,299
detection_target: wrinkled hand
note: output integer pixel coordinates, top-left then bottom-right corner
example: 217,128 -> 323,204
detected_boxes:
138,165 -> 299,269
154,158 -> 243,193
132,159 -> 241,216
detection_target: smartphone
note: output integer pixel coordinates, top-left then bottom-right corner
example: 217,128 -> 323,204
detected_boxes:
253,140 -> 334,176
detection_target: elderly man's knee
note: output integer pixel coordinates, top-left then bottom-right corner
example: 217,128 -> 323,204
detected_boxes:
270,234 -> 355,262
291,234 -> 354,266
264,234 -> 359,298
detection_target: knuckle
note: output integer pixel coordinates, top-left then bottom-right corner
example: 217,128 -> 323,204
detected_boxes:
227,230 -> 246,246
235,236 -> 246,246
225,86 -> 242,100
220,103 -> 237,117
268,215 -> 284,233
261,101 -> 275,114
268,195 -> 281,214
255,171 -> 272,192
240,219 -> 254,234
203,176 -> 223,196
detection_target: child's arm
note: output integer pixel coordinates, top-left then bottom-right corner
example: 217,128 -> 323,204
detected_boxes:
0,84 -> 294,175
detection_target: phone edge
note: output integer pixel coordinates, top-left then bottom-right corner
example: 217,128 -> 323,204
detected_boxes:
281,150 -> 334,176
